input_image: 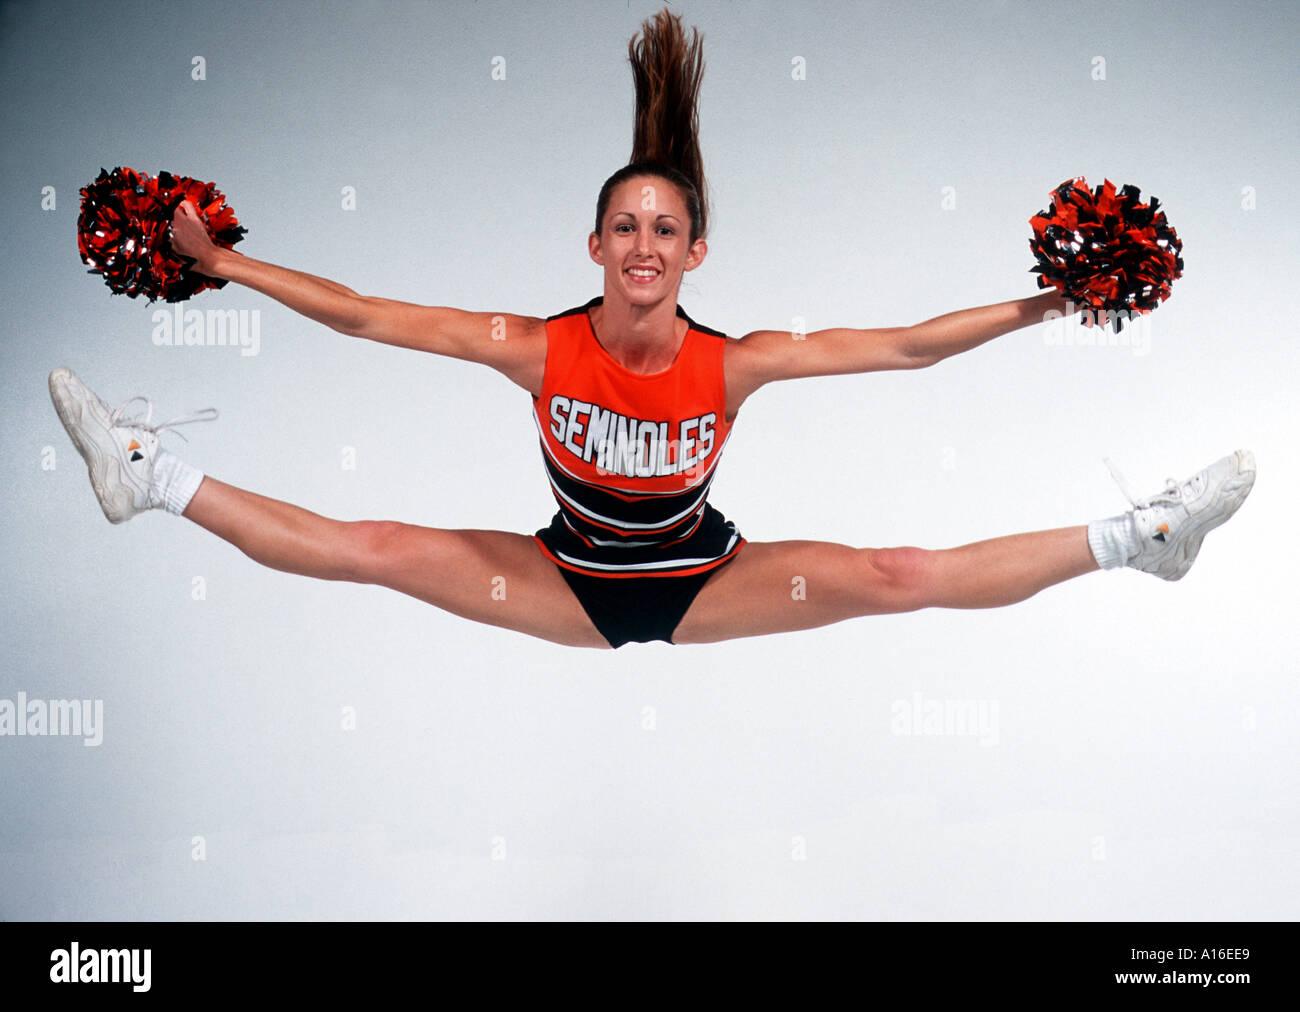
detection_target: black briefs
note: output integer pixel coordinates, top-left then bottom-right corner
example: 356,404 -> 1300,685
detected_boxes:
550,557 -> 738,648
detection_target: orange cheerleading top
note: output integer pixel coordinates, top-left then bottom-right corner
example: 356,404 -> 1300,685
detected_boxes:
530,296 -> 746,578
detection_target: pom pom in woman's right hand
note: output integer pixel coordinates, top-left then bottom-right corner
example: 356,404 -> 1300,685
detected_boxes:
77,166 -> 247,303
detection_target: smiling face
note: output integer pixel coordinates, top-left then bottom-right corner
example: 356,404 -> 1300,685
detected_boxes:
588,174 -> 707,305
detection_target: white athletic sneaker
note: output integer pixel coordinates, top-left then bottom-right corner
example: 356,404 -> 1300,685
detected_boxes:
49,367 -> 217,523
1104,450 -> 1256,581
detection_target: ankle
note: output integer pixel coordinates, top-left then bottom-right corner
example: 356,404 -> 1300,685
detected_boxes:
1087,512 -> 1139,569
151,450 -> 205,515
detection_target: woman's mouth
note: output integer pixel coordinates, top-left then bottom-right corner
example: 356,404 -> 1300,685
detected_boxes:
625,266 -> 661,284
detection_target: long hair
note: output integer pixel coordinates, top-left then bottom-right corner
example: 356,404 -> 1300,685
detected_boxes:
594,8 -> 708,243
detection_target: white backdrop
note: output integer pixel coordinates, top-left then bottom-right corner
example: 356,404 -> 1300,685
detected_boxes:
1,0 -> 1295,919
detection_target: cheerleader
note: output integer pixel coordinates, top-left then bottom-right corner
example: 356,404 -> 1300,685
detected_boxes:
50,9 -> 1254,649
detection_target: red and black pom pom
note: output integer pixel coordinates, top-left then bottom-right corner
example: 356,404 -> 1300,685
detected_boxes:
1028,177 -> 1183,330
77,166 -> 247,303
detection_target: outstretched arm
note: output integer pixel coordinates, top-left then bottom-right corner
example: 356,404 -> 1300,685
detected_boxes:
724,290 -> 1077,417
900,290 -> 1075,367
198,245 -> 369,334
167,200 -> 546,394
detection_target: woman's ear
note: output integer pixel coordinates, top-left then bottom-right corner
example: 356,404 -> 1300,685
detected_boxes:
683,237 -> 708,272
588,231 -> 603,265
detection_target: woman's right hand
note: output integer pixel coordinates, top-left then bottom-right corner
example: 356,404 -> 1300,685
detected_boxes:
167,199 -> 223,275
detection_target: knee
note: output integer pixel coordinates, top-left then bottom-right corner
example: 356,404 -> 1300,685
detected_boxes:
864,546 -> 934,611
341,520 -> 409,583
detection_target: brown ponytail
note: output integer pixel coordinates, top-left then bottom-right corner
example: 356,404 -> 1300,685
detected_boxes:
595,8 -> 709,242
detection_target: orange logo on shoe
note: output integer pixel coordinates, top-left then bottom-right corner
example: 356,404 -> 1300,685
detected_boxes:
127,439 -> 141,451
127,437 -> 145,463
1153,521 -> 1170,543
1157,523 -> 1170,534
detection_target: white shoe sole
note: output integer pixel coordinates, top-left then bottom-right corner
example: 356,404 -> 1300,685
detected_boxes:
1151,449 -> 1256,581
49,366 -> 145,524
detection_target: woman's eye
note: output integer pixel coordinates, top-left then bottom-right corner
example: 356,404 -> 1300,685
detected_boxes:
614,224 -> 673,235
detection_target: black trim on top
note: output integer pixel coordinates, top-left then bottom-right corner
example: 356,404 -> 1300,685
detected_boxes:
545,296 -> 727,339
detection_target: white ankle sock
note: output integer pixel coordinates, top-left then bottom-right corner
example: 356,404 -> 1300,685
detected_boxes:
1087,512 -> 1140,569
151,450 -> 205,515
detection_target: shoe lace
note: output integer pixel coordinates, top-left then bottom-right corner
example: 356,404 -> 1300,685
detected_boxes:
1103,457 -> 1183,510
108,396 -> 219,442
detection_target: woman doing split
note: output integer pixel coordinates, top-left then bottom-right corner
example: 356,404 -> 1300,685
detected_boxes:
49,10 -> 1255,649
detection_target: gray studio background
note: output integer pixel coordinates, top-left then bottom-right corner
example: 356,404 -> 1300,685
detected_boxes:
1,0 -> 1295,919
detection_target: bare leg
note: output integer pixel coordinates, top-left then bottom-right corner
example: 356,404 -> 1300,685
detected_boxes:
673,526 -> 1099,644
918,526 -> 1097,609
180,477 -> 1096,647
184,477 -> 366,581
182,476 -> 609,648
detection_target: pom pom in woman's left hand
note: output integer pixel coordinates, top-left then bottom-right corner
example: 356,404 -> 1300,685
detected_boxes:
77,166 -> 247,303
1028,177 -> 1183,331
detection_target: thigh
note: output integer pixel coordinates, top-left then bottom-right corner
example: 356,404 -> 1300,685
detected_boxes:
364,525 -> 610,649
672,539 -> 902,645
